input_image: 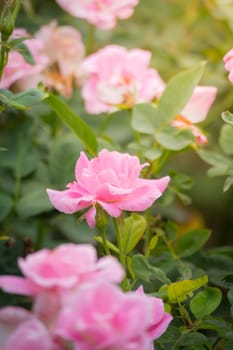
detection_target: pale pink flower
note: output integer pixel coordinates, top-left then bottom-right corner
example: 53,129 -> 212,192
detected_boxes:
47,149 -> 170,227
223,48 -> 233,83
55,282 -> 172,350
18,21 -> 85,98
80,45 -> 165,114
0,244 -> 124,296
0,307 -> 52,350
171,86 -> 217,145
55,0 -> 139,30
0,29 -> 48,89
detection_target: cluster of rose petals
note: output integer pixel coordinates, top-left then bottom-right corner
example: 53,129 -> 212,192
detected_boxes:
181,86 -> 217,124
80,45 -> 165,114
56,283 -> 172,350
0,307 -> 52,350
223,48 -> 233,83
1,23 -> 85,98
0,244 -> 124,297
55,0 -> 139,30
46,149 -> 170,227
0,245 -> 172,349
0,29 -> 48,89
32,21 -> 85,97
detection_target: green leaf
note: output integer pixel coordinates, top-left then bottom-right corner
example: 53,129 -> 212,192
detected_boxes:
222,111 -> 233,126
121,213 -> 147,254
178,333 -> 208,347
220,124 -> 233,155
0,192 -> 13,222
14,42 -> 35,65
155,126 -> 194,150
131,63 -> 205,134
223,176 -> 233,192
0,88 -> 48,110
48,135 -> 83,188
167,275 -> 208,303
132,254 -> 170,284
153,62 -> 205,128
190,287 -> 222,319
198,149 -> 232,168
131,103 -> 158,134
16,182 -> 53,218
46,94 -> 98,156
175,229 -> 211,258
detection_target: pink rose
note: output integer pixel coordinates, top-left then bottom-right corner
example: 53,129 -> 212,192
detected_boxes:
55,0 -> 139,30
0,29 -> 48,89
0,307 -> 52,350
18,22 -> 85,98
55,282 -> 172,350
0,244 -> 124,296
223,48 -> 233,83
80,45 -> 165,114
47,149 -> 170,227
171,86 -> 217,144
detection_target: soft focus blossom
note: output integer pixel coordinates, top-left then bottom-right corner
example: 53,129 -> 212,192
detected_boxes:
0,244 -> 124,296
56,282 -> 172,350
55,0 -> 139,30
18,21 -> 85,97
171,86 -> 217,144
47,149 -> 170,227
80,45 -> 165,114
0,307 -> 52,350
223,48 -> 233,83
0,29 -> 48,89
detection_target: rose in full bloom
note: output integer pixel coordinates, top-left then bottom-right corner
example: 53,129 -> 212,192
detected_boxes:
171,86 -> 217,144
80,45 -> 165,114
18,21 -> 85,97
0,29 -> 48,89
46,149 -> 170,227
223,48 -> 233,83
56,282 -> 172,350
0,307 -> 52,350
0,244 -> 124,297
55,0 -> 139,30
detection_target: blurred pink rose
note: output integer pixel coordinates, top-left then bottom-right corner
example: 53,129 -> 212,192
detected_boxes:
0,244 -> 124,296
55,0 -> 139,30
80,45 -> 165,114
0,29 -> 48,89
223,48 -> 233,83
171,86 -> 217,145
47,149 -> 170,227
55,282 -> 172,350
18,21 -> 85,97
0,307 -> 52,350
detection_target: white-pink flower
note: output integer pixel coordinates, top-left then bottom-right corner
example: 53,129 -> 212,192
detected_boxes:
80,45 -> 165,114
46,149 -> 170,227
18,22 -> 85,97
0,29 -> 48,89
0,244 -> 124,296
55,0 -> 139,30
223,48 -> 233,83
171,86 -> 217,145
55,282 -> 172,350
0,307 -> 52,350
